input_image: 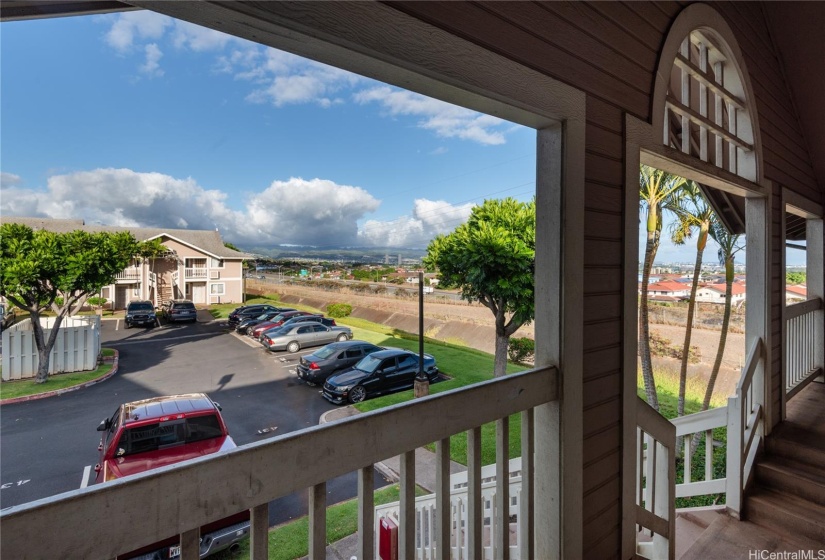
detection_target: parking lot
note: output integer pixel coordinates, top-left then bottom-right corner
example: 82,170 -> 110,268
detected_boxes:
0,314 -> 389,523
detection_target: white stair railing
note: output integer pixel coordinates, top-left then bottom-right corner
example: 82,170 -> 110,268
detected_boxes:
671,407 -> 727,499
636,396 -> 676,560
785,297 -> 823,399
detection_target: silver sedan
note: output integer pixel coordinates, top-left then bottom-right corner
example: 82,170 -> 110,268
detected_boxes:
261,323 -> 353,353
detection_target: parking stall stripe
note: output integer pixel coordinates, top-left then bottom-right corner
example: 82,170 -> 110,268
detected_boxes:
80,465 -> 91,489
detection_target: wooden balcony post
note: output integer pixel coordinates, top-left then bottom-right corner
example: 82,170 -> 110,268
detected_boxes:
179,528 -> 200,560
358,467 -> 374,560
250,503 -> 269,560
309,483 -> 326,560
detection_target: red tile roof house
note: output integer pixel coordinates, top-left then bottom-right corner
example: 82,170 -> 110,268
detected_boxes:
695,282 -> 748,305
2,3 -> 824,560
2,217 -> 250,308
643,281 -> 692,302
785,284 -> 808,303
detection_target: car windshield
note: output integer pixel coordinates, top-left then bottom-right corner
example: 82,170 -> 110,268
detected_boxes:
115,415 -> 223,457
175,303 -> 195,310
129,303 -> 153,311
314,346 -> 338,359
254,312 -> 270,320
356,354 -> 383,373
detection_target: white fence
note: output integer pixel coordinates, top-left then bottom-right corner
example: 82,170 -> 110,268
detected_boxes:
375,459 -> 522,559
1,316 -> 101,381
785,297 -> 823,399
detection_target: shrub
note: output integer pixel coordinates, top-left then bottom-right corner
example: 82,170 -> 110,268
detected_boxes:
327,303 -> 352,318
508,337 -> 535,363
87,296 -> 107,308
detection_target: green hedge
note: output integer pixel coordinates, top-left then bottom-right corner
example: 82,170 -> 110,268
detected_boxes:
326,303 -> 353,318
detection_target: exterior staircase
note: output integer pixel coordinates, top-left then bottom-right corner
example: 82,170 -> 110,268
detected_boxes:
678,382 -> 825,559
158,279 -> 174,307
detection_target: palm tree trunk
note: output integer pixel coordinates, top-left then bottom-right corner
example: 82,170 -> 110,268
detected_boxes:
690,261 -> 733,457
639,207 -> 661,411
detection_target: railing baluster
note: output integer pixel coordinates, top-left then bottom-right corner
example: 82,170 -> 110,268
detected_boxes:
250,503 -> 269,559
519,408 -> 534,560
401,451 -> 416,560
435,438 -> 450,560
309,483 -> 326,560
495,417 -> 510,560
684,435 -> 692,484
705,430 -> 713,483
467,428 -> 482,559
180,528 -> 200,560
358,466 -> 374,560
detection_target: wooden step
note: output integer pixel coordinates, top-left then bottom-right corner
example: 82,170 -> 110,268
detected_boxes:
766,425 -> 825,469
746,486 -> 825,544
756,458 -> 825,506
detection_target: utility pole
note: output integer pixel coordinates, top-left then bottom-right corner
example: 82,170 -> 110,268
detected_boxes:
414,270 -> 430,398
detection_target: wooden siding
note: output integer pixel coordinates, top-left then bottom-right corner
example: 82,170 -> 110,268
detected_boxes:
386,2 -> 822,557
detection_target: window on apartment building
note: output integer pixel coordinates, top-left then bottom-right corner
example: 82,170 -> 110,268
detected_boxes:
210,283 -> 225,295
210,258 -> 224,268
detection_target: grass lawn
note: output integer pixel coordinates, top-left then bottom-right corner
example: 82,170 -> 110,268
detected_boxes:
639,367 -> 728,508
211,484 -> 428,560
0,348 -> 116,401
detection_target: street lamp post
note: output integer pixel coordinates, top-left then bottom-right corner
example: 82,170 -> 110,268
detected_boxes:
414,270 -> 430,398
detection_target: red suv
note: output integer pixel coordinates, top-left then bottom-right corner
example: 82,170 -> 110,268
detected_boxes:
95,394 -> 249,559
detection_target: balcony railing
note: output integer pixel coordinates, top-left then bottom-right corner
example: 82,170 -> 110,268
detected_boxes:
114,269 -> 141,282
0,366 -> 557,559
185,267 -> 207,279
785,297 -> 823,399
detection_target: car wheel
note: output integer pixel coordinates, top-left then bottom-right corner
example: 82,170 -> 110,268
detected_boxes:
336,333 -> 348,342
349,385 -> 367,404
125,322 -> 131,329
287,341 -> 300,353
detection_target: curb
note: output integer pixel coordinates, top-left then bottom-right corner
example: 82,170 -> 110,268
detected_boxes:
0,350 -> 119,406
318,406 -> 400,484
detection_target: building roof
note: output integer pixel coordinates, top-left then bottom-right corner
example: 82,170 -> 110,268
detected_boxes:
786,285 -> 808,297
647,281 -> 688,293
703,283 -> 747,296
1,217 -> 250,260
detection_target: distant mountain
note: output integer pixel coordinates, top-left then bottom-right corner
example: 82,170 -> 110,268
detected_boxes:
241,245 -> 427,263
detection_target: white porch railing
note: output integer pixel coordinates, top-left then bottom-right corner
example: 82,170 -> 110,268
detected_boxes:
671,407 -> 727,499
374,458 -> 523,559
636,396 -> 676,560
172,270 -> 180,285
114,269 -> 141,282
785,297 -> 823,399
185,267 -> 208,279
0,366 -> 557,560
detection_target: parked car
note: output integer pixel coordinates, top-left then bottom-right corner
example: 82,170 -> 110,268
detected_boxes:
227,304 -> 284,327
94,393 -> 249,559
296,340 -> 384,385
124,300 -> 157,328
250,310 -> 316,339
161,299 -> 198,323
323,348 -> 439,404
236,309 -> 295,334
261,323 -> 353,353
277,314 -> 337,330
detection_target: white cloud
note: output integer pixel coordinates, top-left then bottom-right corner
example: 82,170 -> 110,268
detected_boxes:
1,169 -> 386,247
104,11 -> 172,52
140,44 -> 164,77
171,20 -> 234,52
1,172 -> 22,188
355,86 -> 508,145
357,199 -> 475,248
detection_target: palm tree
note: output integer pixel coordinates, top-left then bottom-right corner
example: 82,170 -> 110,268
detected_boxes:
639,166 -> 688,411
691,223 -> 743,456
668,183 -> 717,435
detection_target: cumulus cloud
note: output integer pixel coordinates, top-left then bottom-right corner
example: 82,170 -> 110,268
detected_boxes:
104,11 -> 172,52
171,20 -> 234,52
358,199 -> 475,248
1,172 -> 22,188
355,86 -> 508,145
0,169 -> 389,247
140,44 -> 164,77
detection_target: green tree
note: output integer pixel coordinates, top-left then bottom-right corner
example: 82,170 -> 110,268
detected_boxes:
0,223 -> 139,383
786,271 -> 806,285
639,166 -> 688,411
223,241 -> 240,252
424,198 -> 535,377
668,183 -> 718,437
691,223 -> 743,456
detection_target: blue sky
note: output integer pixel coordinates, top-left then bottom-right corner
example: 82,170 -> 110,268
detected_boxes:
1,11 -> 804,267
1,12 -> 535,249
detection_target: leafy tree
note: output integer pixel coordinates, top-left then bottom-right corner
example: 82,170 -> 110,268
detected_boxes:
668,182 -> 717,444
425,198 -> 535,377
223,241 -> 240,252
639,166 -> 688,411
0,223 -> 139,383
691,223 -> 743,456
786,271 -> 806,285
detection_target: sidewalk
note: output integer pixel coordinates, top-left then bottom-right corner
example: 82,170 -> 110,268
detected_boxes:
312,405 -> 466,560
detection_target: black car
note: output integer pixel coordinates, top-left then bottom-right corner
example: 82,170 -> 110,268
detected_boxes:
161,300 -> 197,323
125,300 -> 157,328
277,314 -> 337,331
227,304 -> 284,327
296,340 -> 383,385
323,348 -> 438,404
236,309 -> 295,334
